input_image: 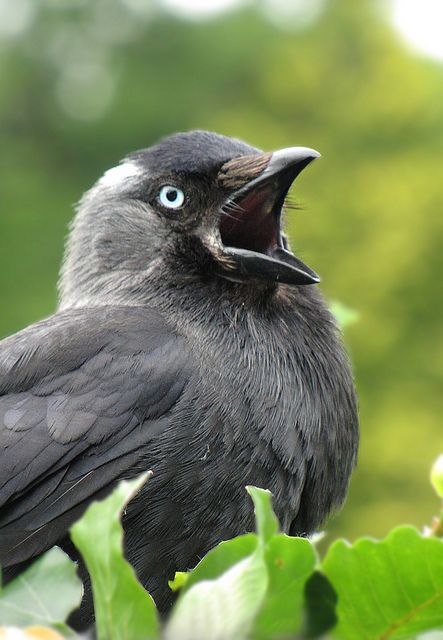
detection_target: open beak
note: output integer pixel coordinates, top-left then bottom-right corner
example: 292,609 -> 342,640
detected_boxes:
213,147 -> 321,286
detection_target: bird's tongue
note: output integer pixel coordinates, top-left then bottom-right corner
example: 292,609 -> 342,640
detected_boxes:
219,185 -> 280,256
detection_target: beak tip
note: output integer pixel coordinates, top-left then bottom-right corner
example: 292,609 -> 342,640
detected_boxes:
304,271 -> 321,285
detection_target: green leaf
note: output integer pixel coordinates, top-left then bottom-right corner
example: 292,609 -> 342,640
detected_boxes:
164,551 -> 268,640
0,546 -> 81,634
170,488 -> 317,640
246,486 -> 279,544
70,473 -> 159,640
330,301 -> 359,329
321,526 -> 443,639
176,534 -> 257,595
251,534 -> 317,639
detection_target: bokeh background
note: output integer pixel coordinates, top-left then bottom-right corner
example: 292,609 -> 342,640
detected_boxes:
1,0 -> 442,542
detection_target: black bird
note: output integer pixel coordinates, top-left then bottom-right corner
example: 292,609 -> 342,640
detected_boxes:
0,131 -> 358,628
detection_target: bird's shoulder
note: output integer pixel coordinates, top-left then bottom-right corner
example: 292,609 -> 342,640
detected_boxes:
0,305 -> 191,396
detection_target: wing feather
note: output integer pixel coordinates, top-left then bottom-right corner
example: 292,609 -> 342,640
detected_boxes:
0,306 -> 193,566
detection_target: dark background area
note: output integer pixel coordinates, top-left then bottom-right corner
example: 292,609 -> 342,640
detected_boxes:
1,0 -> 442,541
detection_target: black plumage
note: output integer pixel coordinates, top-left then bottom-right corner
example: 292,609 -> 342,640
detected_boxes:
0,130 -> 358,629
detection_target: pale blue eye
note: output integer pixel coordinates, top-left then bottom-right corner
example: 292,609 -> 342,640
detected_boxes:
159,185 -> 185,209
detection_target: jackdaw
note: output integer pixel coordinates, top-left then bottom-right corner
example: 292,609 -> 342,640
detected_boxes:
0,130 -> 358,628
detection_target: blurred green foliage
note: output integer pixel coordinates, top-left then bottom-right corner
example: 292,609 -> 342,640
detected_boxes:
0,0 -> 442,543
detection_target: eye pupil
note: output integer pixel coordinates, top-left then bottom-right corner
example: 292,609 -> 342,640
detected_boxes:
166,189 -> 177,201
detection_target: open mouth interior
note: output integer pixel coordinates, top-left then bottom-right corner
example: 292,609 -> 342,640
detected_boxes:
214,150 -> 320,285
219,181 -> 287,256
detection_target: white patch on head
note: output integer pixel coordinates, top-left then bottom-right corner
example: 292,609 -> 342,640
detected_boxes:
99,161 -> 142,188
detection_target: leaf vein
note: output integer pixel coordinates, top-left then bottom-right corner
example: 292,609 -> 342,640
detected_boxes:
378,588 -> 443,639
18,574 -> 52,618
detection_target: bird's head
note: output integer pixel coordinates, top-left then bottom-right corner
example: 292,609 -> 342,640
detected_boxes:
59,130 -> 320,309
